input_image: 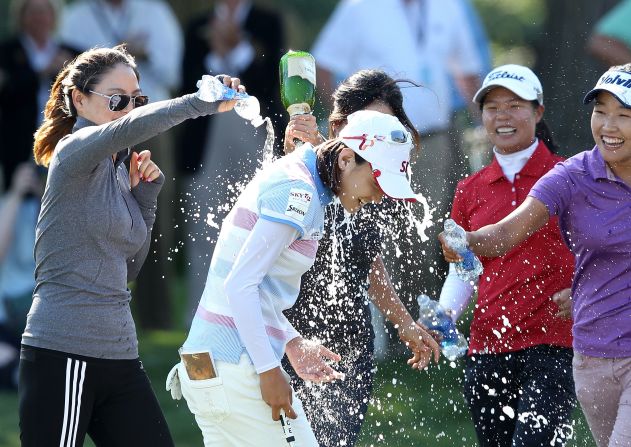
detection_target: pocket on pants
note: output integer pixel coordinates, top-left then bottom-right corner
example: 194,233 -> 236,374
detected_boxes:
572,352 -> 595,371
178,363 -> 231,422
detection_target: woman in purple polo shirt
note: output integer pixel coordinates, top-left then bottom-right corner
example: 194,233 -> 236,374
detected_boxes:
440,63 -> 631,447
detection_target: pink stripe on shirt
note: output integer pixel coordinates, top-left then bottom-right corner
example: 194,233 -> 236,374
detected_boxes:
196,305 -> 293,341
229,205 -> 317,258
229,207 -> 259,231
289,239 -> 318,258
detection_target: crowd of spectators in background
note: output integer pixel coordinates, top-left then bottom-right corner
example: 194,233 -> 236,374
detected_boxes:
2,1 -> 631,447
0,0 -> 627,391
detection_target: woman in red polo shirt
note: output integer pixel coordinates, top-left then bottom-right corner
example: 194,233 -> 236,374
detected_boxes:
438,65 -> 576,447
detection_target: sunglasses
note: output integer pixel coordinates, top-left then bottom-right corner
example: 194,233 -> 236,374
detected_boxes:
89,90 -> 149,111
342,130 -> 411,150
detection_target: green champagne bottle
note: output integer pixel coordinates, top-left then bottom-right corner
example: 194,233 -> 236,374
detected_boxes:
279,50 -> 316,116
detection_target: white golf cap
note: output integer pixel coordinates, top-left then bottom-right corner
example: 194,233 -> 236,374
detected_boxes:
583,69 -> 631,108
338,110 -> 417,201
473,64 -> 544,105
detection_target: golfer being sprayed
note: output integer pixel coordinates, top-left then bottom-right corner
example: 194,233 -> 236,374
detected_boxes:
167,110 -> 438,446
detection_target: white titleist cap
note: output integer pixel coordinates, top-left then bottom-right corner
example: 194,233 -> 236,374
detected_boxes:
473,64 -> 544,105
583,69 -> 631,108
338,110 -> 417,201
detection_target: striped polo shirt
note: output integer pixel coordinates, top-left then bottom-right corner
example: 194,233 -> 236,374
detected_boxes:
183,145 -> 333,366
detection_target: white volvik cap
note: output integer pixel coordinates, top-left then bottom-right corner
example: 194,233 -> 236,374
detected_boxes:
584,69 -> 631,108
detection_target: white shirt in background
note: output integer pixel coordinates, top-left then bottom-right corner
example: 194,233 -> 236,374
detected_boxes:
59,0 -> 183,101
312,0 -> 482,133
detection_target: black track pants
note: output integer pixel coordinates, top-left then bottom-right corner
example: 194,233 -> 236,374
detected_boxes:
18,345 -> 174,447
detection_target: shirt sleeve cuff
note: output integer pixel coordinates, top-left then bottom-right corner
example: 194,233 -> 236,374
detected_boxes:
254,360 -> 282,375
528,189 -> 557,217
258,213 -> 306,238
131,172 -> 164,209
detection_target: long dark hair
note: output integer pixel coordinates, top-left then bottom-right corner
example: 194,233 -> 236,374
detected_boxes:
328,69 -> 421,149
33,45 -> 138,166
317,69 -> 419,192
533,111 -> 559,154
316,139 -> 367,194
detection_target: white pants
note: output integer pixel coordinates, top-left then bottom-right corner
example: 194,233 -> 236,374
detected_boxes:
178,354 -> 319,446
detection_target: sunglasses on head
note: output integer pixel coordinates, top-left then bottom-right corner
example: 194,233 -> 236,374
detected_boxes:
342,129 -> 410,150
89,90 -> 149,111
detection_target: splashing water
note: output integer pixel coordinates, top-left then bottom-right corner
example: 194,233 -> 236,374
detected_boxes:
403,194 -> 434,243
171,110 -> 496,446
550,424 -> 574,445
173,109 -> 277,295
261,117 -> 276,167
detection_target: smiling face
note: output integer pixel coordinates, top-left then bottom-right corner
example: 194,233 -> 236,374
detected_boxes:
481,87 -> 544,154
336,148 -> 384,213
72,63 -> 141,125
591,91 -> 631,173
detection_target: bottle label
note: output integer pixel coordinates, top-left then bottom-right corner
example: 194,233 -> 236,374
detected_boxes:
287,57 -> 316,85
287,103 -> 311,116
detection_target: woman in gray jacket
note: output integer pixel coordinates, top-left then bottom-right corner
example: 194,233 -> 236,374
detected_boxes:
19,45 -> 239,447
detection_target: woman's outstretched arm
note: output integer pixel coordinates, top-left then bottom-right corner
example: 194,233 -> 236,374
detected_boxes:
440,197 -> 551,260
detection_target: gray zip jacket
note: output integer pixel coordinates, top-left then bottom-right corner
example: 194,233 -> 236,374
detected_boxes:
22,94 -> 219,359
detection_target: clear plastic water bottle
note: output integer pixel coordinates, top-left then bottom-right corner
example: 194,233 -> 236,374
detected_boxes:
196,75 -> 265,127
443,218 -> 483,282
417,294 -> 468,361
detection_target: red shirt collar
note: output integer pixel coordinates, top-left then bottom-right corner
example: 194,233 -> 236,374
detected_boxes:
481,140 -> 555,184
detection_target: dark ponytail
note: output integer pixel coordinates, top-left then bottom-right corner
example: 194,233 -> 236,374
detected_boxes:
33,65 -> 77,166
33,45 -> 138,167
534,118 -> 558,154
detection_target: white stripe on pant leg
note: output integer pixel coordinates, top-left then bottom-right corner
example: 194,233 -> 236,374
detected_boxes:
66,361 -> 79,447
70,361 -> 86,447
59,359 -> 73,447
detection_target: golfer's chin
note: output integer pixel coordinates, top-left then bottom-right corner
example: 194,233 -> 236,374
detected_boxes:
338,197 -> 360,214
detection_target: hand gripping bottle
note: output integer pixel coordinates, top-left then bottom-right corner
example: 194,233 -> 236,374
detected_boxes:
279,50 -> 316,117
443,219 -> 483,282
196,75 -> 264,127
417,294 -> 468,361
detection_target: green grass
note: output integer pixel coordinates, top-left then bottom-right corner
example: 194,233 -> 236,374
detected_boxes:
0,331 -> 597,446
357,356 -> 596,446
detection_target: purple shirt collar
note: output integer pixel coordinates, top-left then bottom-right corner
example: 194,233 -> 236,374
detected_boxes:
585,145 -> 626,184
